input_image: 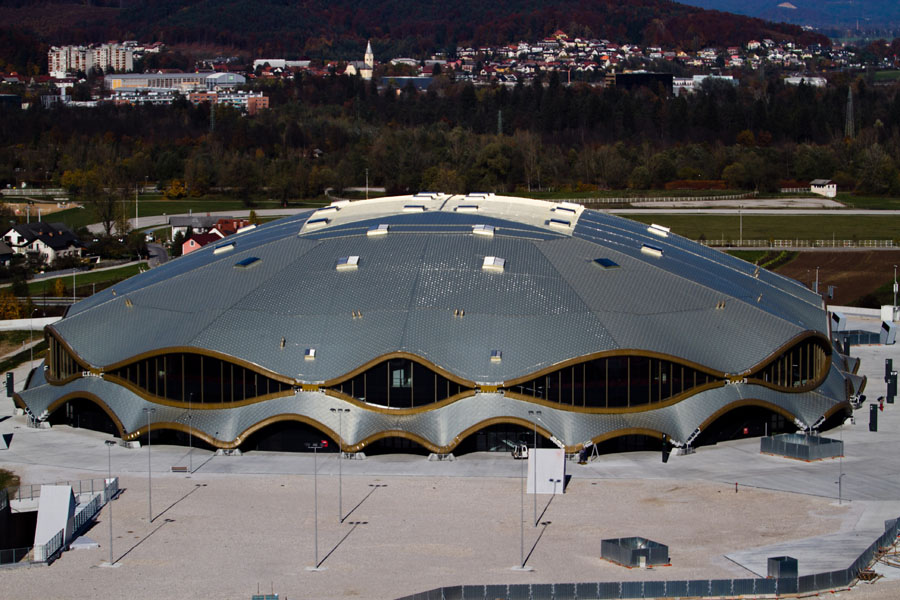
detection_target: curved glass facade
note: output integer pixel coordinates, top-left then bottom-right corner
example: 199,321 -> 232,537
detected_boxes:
328,358 -> 472,408
504,355 -> 715,408
749,337 -> 829,390
109,353 -> 291,404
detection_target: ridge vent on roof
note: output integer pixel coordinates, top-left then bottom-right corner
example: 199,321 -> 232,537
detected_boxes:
336,255 -> 360,271
414,192 -> 442,199
367,224 -> 390,237
473,224 -> 495,237
548,217 -> 572,229
554,203 -> 579,215
648,223 -> 670,238
315,205 -> 339,215
236,224 -> 256,234
403,204 -> 426,213
466,192 -> 495,198
456,204 -> 479,213
303,217 -> 330,230
482,256 -> 505,272
641,244 -> 663,258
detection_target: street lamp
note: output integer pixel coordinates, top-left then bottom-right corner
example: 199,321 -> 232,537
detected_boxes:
188,392 -> 193,475
893,264 -> 897,312
306,441 -> 327,571
528,409 -> 542,526
29,307 -> 40,370
142,407 -> 156,522
103,439 -> 117,566
330,407 -> 350,522
72,268 -> 76,302
739,204 -> 742,248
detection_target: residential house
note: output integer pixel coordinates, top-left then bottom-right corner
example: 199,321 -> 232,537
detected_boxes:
182,232 -> 223,255
2,222 -> 83,264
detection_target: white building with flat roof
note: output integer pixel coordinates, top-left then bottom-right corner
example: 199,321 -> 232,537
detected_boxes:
49,44 -> 133,78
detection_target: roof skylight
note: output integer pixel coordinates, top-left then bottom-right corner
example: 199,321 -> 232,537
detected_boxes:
214,242 -> 236,254
482,256 -> 506,272
593,258 -> 620,270
648,223 -> 670,237
473,224 -> 495,237
367,224 -> 390,237
641,244 -> 663,258
336,255 -> 360,271
234,256 -> 261,269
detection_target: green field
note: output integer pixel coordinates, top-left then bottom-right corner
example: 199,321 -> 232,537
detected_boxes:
626,214 -> 900,242
833,193 -> 900,210
26,264 -> 143,297
872,71 -> 900,82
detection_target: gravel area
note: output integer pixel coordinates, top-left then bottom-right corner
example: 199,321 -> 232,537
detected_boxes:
2,471 -> 861,600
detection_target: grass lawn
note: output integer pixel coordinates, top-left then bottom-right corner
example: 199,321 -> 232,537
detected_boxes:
834,193 -> 900,210
626,214 -> 900,242
26,264 -> 143,297
872,71 -> 900,82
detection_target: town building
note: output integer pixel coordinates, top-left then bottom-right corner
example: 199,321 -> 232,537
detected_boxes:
48,44 -> 134,78
104,72 -> 245,93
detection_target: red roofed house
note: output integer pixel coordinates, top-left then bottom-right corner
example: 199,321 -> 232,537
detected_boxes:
182,232 -> 223,255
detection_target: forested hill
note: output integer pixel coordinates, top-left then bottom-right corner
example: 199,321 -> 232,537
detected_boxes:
2,0 -> 828,59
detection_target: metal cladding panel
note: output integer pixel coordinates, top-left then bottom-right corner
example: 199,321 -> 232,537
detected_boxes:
66,213 -> 314,319
412,235 -> 583,314
401,310 -> 616,383
51,304 -> 225,368
236,235 -> 428,315
195,309 -> 407,383
574,212 -> 826,334
19,374 -> 843,450
591,306 -> 801,374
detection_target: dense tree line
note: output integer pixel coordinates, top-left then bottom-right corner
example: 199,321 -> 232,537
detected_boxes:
3,74 -> 900,204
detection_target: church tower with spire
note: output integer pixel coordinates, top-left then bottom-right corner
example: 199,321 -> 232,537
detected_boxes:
364,40 -> 374,71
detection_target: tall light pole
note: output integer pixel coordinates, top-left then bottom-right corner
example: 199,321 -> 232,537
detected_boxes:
187,392 -> 193,475
739,204 -> 743,248
29,308 -> 40,370
306,441 -> 326,571
365,168 -> 369,200
104,440 -> 116,566
72,268 -> 76,303
142,407 -> 156,522
528,409 -> 542,526
330,407 -> 350,522
893,264 -> 897,312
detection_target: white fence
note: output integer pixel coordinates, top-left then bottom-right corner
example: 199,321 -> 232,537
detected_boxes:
579,192 -> 758,205
701,239 -> 895,248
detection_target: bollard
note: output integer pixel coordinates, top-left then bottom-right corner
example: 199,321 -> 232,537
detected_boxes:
5,372 -> 12,398
870,403 -> 879,432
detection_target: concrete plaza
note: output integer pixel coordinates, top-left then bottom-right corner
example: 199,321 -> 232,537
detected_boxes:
1,319 -> 900,599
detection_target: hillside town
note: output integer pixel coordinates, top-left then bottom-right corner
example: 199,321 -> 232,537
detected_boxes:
0,31 -> 898,112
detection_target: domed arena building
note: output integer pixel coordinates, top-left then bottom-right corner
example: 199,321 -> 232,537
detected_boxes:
15,194 -> 862,455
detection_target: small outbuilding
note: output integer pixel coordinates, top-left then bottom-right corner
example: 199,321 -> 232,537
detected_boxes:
810,179 -> 837,198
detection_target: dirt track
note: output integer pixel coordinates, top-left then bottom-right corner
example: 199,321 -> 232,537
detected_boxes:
773,251 -> 900,306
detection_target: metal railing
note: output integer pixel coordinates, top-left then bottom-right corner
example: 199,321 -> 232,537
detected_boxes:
579,192 -> 758,205
0,188 -> 67,197
33,528 -> 64,563
15,478 -> 110,501
397,517 -> 900,600
4,477 -> 118,567
761,433 -> 843,461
